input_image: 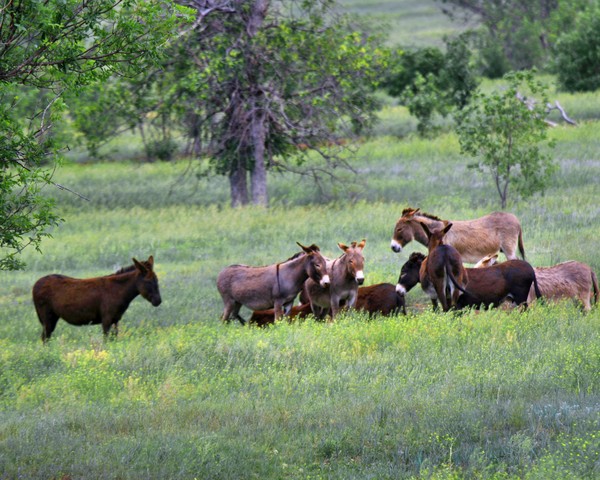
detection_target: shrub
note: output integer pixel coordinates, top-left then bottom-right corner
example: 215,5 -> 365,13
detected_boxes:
554,4 -> 600,92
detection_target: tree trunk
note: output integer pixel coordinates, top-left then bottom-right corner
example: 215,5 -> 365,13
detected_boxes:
250,112 -> 268,206
230,159 -> 249,207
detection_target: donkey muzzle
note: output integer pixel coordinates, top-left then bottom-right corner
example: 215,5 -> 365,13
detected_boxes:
355,271 -> 364,285
320,275 -> 331,288
390,240 -> 402,253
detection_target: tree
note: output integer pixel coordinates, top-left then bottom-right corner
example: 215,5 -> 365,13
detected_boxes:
183,0 -> 387,206
456,70 -> 557,209
0,0 -> 182,269
75,0 -> 387,207
554,3 -> 600,92
436,0 -> 590,76
381,34 -> 478,136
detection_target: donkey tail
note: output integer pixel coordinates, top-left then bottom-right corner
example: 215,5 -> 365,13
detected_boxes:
591,270 -> 599,306
444,261 -> 472,297
395,291 -> 407,316
532,269 -> 543,299
518,226 -> 526,260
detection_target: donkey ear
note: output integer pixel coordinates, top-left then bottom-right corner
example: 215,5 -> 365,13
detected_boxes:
402,207 -> 419,219
133,257 -> 148,273
338,242 -> 349,252
442,222 -> 453,234
419,222 -> 432,239
297,242 -> 316,254
147,255 -> 154,268
357,239 -> 366,250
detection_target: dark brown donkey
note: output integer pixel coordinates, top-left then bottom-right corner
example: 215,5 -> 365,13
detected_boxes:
419,223 -> 468,311
397,252 -> 542,310
217,243 -> 330,325
476,255 -> 599,311
33,256 -> 162,342
391,207 -> 525,263
250,282 -> 404,326
304,240 -> 366,320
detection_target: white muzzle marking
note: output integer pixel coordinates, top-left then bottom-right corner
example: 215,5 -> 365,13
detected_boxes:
355,270 -> 364,284
396,283 -> 407,295
390,240 -> 402,253
320,275 -> 331,287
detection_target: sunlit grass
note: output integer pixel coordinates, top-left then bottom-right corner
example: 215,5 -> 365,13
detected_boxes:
1,64 -> 600,480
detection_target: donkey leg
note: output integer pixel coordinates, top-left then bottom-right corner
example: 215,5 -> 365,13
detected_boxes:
273,301 -> 285,321
330,296 -> 343,321
39,311 -> 59,342
435,283 -> 449,312
231,303 -> 246,325
102,317 -> 118,340
579,292 -> 592,312
221,299 -> 236,323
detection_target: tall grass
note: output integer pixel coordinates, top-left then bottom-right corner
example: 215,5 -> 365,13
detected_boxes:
2,62 -> 600,480
340,0 -> 470,47
1,119 -> 600,478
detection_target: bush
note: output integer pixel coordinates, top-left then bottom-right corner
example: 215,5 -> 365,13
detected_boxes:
456,70 -> 557,209
554,4 -> 600,92
381,35 -> 478,136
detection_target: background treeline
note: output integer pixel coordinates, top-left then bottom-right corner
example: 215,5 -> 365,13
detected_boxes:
1,1 -> 600,478
3,0 -> 600,268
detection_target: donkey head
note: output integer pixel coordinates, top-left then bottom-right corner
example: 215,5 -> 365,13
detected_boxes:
338,239 -> 366,285
391,208 -> 428,252
297,242 -> 330,288
396,252 -> 425,295
133,255 -> 162,307
474,253 -> 499,268
420,221 -> 452,253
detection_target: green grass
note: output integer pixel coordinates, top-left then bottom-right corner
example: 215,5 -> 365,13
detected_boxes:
2,0 -> 600,465
340,0 -> 470,47
1,103 -> 600,478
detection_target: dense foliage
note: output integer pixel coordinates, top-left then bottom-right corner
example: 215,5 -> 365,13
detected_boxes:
381,35 -> 478,136
436,0 -> 591,77
0,0 -> 182,269
554,2 -> 600,92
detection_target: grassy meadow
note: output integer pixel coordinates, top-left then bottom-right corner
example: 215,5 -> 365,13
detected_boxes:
1,85 -> 600,478
340,0 -> 474,47
1,0 -> 600,476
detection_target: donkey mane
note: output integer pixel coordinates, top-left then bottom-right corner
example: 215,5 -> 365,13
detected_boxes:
401,207 -> 443,221
113,264 -> 136,275
417,211 -> 443,221
284,251 -> 306,262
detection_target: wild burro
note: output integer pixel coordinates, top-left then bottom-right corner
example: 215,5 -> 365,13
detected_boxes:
475,254 -> 599,311
217,242 -> 329,325
303,239 -> 366,321
417,223 -> 468,311
250,282 -> 405,327
390,207 -> 525,263
397,252 -> 542,310
33,256 -> 162,342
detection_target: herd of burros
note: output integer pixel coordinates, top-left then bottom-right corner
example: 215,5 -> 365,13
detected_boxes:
31,208 -> 598,340
220,207 -> 598,326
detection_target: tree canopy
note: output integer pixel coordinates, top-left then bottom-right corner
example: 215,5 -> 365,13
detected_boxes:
436,0 -> 591,76
456,70 -> 557,209
72,0 -> 388,206
0,0 -> 182,269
